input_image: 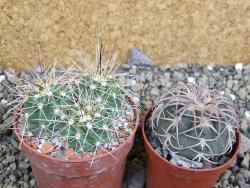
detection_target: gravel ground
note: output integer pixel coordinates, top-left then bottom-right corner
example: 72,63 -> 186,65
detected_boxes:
1,62 -> 250,188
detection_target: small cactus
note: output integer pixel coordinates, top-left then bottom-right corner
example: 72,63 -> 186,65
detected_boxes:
13,41 -> 136,155
151,82 -> 239,162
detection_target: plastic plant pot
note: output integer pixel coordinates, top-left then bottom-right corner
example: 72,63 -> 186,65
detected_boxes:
142,109 -> 241,188
13,102 -> 139,188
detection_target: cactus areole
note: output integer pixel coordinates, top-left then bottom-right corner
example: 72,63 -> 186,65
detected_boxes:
151,82 -> 239,163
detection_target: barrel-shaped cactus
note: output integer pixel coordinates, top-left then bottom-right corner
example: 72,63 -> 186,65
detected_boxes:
15,43 -> 135,154
151,82 -> 239,162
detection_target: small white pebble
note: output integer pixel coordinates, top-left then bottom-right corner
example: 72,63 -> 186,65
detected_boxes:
0,75 -> 6,82
37,149 -> 42,153
125,128 -> 130,133
244,111 -> 250,119
229,94 -> 236,101
130,80 -> 136,85
235,63 -> 243,70
117,122 -> 123,128
220,91 -> 225,95
38,144 -> 42,150
123,122 -> 129,127
132,65 -> 137,69
187,77 -> 195,83
1,99 -> 8,105
27,131 -> 33,137
133,97 -> 140,103
207,64 -> 214,70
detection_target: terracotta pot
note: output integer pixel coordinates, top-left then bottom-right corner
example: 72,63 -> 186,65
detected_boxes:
142,109 -> 241,188
14,103 -> 139,188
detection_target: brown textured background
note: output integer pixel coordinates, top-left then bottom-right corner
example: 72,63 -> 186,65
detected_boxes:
0,0 -> 250,70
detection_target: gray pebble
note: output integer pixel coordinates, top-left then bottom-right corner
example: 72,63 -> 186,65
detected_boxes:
239,133 -> 250,154
6,155 -> 15,163
9,163 -> 17,171
240,153 -> 250,168
235,173 -> 245,185
127,48 -> 155,66
221,169 -> 232,180
170,153 -> 203,169
0,93 -> 3,100
10,138 -> 18,148
0,85 -> 4,92
226,80 -> 234,89
123,162 -> 145,188
155,147 -> 162,156
4,68 -> 18,84
232,165 -> 239,172
9,175 -> 16,182
30,179 -> 36,186
173,71 -> 184,82
131,83 -> 141,92
243,64 -> 250,74
0,66 -> 3,74
240,168 -> 250,181
145,72 -> 153,82
149,139 -> 159,149
222,179 -> 229,186
150,88 -> 160,96
121,64 -> 131,70
18,161 -> 30,170
2,159 -> 9,166
129,67 -> 137,75
238,88 -> 247,100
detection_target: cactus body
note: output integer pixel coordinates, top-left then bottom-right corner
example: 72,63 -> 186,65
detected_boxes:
151,82 -> 239,162
21,73 -> 129,152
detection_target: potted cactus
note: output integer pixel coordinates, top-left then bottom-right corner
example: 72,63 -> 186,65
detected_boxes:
11,44 -> 139,188
142,82 -> 240,188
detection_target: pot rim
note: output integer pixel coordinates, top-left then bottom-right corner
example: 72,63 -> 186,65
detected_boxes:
13,99 -> 140,163
142,108 -> 241,172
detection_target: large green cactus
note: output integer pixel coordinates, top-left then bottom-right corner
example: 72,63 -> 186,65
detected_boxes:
21,72 -> 130,152
151,82 -> 239,162
15,42 -> 136,154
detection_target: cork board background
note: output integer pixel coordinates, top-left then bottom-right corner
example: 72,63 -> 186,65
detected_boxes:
0,0 -> 250,70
